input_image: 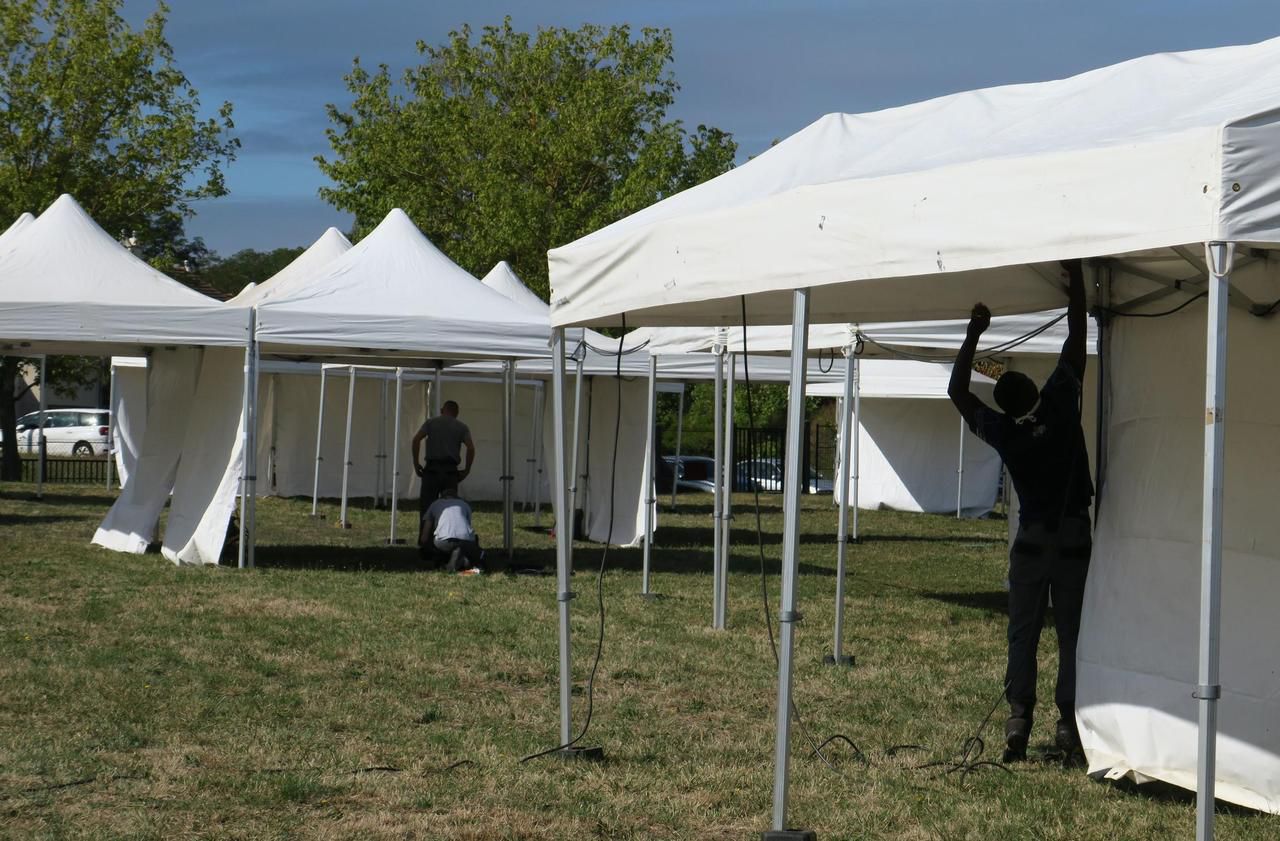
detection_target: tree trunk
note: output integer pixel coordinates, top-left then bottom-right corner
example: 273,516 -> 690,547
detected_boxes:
1,357 -> 21,481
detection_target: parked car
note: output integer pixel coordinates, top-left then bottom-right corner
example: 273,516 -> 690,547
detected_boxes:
735,458 -> 834,494
657,455 -> 718,493
0,409 -> 110,456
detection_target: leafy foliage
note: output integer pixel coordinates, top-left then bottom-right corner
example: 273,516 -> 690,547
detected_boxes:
200,246 -> 306,297
0,0 -> 238,478
317,18 -> 736,300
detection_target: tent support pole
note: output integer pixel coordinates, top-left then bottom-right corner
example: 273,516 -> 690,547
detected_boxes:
533,383 -> 545,527
550,328 -> 575,747
711,342 -> 726,629
851,355 -> 861,541
237,309 -> 259,569
768,287 -> 813,837
432,362 -> 442,416
339,366 -> 355,529
827,346 -> 856,667
311,367 -> 326,517
375,377 -> 387,509
502,360 -> 515,559
35,355 -> 48,498
569,350 -> 585,549
1195,241 -> 1233,841
106,363 -> 116,491
719,352 -> 736,625
642,354 -> 658,596
956,415 -> 966,519
670,383 -> 685,510
387,368 -> 404,544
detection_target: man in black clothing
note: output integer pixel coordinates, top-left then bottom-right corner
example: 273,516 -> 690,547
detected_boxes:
948,259 -> 1093,765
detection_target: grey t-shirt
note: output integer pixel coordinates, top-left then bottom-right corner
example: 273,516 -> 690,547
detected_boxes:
424,497 -> 475,541
419,415 -> 471,464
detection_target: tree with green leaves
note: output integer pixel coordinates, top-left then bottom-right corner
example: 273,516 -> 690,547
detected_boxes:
200,246 -> 306,297
0,0 -> 238,479
317,18 -> 736,300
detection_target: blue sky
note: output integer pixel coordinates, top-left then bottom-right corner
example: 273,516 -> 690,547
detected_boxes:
122,0 -> 1280,255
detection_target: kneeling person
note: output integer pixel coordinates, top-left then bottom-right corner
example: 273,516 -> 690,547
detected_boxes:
421,490 -> 484,573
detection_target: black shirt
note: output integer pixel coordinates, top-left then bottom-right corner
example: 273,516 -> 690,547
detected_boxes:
970,361 -> 1094,523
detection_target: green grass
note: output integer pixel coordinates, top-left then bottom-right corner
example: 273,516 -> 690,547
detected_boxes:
0,483 -> 1274,840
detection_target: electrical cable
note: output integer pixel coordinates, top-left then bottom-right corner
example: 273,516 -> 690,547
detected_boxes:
520,317 -> 624,763
1100,291 -> 1206,319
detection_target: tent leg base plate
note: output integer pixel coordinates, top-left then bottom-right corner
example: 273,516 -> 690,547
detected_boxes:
640,592 -> 664,601
338,522 -> 352,530
762,830 -> 818,841
385,538 -> 406,545
558,746 -> 604,762
823,654 -> 855,668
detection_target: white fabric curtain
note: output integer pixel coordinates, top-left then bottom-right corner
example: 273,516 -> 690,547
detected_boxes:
1076,305 -> 1280,814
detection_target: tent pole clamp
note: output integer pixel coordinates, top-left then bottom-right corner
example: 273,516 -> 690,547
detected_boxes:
1193,684 -> 1221,700
557,591 -> 577,603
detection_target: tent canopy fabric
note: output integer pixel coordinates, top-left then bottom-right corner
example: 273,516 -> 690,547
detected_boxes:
228,227 -> 352,305
254,210 -> 551,361
0,212 -> 34,252
548,37 -> 1280,327
0,195 -> 249,353
805,360 -> 994,400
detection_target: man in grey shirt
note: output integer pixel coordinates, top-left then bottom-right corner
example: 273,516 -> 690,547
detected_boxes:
412,399 -> 476,519
421,490 -> 484,572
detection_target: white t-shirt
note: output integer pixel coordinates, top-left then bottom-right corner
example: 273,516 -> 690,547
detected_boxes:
426,497 -> 474,541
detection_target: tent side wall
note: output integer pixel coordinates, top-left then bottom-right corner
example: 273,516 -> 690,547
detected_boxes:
1076,305 -> 1280,814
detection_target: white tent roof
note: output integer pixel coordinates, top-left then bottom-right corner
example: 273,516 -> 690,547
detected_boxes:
481,260 -> 550,313
254,209 -> 550,361
0,195 -> 249,352
227,227 -> 352,305
806,360 -> 994,400
549,37 -> 1280,327
0,212 -> 35,254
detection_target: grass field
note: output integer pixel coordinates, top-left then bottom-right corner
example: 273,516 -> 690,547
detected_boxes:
1,482 -> 1274,840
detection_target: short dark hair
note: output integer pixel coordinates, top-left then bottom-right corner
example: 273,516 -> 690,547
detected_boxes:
993,371 -> 1038,417
442,400 -> 460,415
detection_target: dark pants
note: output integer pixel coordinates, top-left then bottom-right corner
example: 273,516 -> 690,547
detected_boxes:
1006,514 -> 1092,729
433,536 -> 483,571
419,462 -> 460,514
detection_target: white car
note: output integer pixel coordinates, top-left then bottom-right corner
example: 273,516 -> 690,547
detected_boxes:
735,458 -> 834,495
2,409 -> 111,457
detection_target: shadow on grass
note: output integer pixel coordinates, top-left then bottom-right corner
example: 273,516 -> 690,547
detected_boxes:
0,489 -> 118,507
920,589 -> 1009,615
1097,773 -> 1266,817
849,533 -> 1007,546
0,513 -> 93,526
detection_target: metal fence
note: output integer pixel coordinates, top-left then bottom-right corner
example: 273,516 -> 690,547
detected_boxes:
19,452 -> 112,484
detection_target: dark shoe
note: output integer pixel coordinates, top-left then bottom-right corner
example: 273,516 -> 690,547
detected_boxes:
1003,717 -> 1030,763
1056,719 -> 1085,768
445,546 -> 464,573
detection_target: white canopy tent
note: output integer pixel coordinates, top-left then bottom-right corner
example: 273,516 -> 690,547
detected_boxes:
0,195 -> 251,561
0,212 -> 34,252
227,227 -> 352,305
547,38 -> 1280,838
806,360 -> 1001,518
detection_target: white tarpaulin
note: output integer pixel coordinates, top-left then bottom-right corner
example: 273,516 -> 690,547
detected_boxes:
93,349 -> 203,553
228,227 -> 351,305
0,195 -> 249,352
1077,305 -> 1280,814
109,357 -> 148,487
0,212 -> 34,252
807,361 -> 1001,516
549,38 -> 1280,329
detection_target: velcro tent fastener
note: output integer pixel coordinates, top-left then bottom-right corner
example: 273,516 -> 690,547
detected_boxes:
779,610 -> 804,623
557,591 -> 577,603
1193,684 -> 1222,700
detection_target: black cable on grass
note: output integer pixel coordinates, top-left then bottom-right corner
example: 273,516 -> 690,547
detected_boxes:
520,316 -> 624,763
738,296 -> 865,772
913,680 -> 1013,779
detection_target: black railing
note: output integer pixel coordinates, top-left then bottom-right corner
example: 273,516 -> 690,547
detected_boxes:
19,450 -> 111,484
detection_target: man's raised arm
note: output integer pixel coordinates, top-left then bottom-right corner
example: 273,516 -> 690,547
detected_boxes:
1061,259 -> 1087,377
949,303 -> 991,428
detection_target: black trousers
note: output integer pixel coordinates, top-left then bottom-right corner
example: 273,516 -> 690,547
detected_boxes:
419,463 -> 460,514
1006,514 -> 1092,727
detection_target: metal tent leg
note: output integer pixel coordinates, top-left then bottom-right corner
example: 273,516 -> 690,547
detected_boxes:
767,288 -> 814,838
1195,241 -> 1233,841
106,363 -> 116,491
642,354 -> 658,596
532,384 -> 546,527
387,368 -> 404,544
719,352 -> 736,625
502,360 -> 515,559
851,355 -> 860,541
956,415 -> 966,519
35,355 -> 48,499
670,382 -> 685,510
550,328 -> 574,747
311,367 -> 327,517
338,366 -> 356,529
711,343 -> 726,629
569,352 -> 585,555
827,346 -> 856,668
238,310 -> 259,569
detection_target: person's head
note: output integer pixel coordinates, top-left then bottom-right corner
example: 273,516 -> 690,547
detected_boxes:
993,371 -> 1039,418
441,488 -> 457,500
442,400 -> 460,418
